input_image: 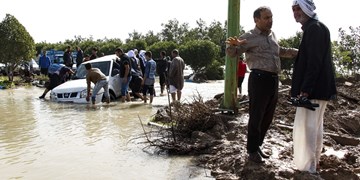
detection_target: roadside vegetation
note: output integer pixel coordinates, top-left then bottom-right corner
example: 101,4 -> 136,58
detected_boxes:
1,12 -> 360,180
1,14 -> 359,84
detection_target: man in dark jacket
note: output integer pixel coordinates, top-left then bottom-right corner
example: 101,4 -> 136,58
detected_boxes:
115,48 -> 132,102
157,51 -> 169,95
291,0 -> 337,174
63,46 -> 73,68
76,46 -> 83,68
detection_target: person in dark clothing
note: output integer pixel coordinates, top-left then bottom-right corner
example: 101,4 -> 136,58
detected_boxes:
128,50 -> 146,101
115,48 -> 131,102
157,51 -> 169,95
90,48 -> 98,60
76,46 -> 83,68
39,64 -> 74,99
63,46 -> 73,80
291,0 -> 337,173
63,46 -> 73,68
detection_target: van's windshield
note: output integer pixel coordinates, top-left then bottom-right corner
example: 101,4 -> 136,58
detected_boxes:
74,61 -> 111,79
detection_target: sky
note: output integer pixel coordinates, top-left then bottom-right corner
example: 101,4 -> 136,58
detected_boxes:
0,0 -> 358,43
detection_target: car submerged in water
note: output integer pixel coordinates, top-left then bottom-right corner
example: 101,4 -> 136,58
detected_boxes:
50,55 -> 121,103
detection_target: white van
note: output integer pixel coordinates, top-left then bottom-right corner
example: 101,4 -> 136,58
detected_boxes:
50,55 -> 121,103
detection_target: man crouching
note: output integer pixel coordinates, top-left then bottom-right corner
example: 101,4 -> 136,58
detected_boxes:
85,63 -> 110,105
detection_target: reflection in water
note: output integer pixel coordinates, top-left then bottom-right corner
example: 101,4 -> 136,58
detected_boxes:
0,88 -> 38,167
0,79 -> 236,179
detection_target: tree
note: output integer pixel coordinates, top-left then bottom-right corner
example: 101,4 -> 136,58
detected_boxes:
160,19 -> 189,44
123,39 -> 147,52
126,30 -> 144,43
144,30 -> 161,47
332,41 -> 352,76
337,26 -> 360,75
179,40 -> 220,73
0,14 -> 35,81
148,41 -> 177,59
278,32 -> 302,79
182,19 -> 209,43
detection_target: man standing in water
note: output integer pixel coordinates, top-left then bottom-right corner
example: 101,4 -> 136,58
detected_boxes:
85,63 -> 110,105
291,0 -> 336,173
226,6 -> 297,163
168,49 -> 185,102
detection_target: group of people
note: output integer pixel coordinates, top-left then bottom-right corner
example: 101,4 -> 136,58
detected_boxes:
39,45 -> 186,106
85,48 -> 185,105
226,0 -> 336,174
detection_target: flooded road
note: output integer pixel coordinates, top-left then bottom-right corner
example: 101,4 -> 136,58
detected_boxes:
0,78 -> 248,179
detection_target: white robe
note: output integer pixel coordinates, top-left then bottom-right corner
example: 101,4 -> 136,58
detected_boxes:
293,100 -> 328,173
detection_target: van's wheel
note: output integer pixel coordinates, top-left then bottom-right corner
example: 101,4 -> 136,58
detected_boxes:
110,92 -> 116,100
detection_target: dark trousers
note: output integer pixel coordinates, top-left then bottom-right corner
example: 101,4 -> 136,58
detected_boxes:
247,70 -> 278,153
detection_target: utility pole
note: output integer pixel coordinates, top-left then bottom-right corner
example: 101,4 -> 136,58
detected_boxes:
220,0 -> 240,114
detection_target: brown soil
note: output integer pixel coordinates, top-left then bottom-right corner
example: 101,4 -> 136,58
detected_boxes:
148,78 -> 360,179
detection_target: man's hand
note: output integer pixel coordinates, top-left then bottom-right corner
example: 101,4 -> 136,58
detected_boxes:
226,46 -> 238,58
225,37 -> 247,46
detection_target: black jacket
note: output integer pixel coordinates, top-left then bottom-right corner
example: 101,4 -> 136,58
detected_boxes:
291,19 -> 336,100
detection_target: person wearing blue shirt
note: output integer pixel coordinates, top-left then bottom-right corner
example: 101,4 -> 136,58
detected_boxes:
38,50 -> 51,75
142,51 -> 156,103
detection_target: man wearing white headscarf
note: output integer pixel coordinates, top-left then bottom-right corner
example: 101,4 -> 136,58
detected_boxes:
291,0 -> 336,173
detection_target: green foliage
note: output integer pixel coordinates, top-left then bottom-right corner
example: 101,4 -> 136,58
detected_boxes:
337,26 -> 360,75
148,41 -> 177,59
144,30 -> 161,47
160,19 -> 189,44
123,39 -> 147,52
278,32 -> 302,78
204,60 -> 224,80
179,40 -> 220,73
0,14 -> 35,81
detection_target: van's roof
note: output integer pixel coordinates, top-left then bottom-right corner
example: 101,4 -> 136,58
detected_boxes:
82,54 -> 118,64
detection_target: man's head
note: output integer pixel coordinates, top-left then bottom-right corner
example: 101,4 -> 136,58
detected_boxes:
84,54 -> 90,62
85,63 -> 92,70
66,46 -> 71,52
145,51 -> 152,60
92,48 -> 98,55
292,0 -> 317,24
160,51 -> 166,58
171,49 -> 179,58
115,48 -> 124,57
253,6 -> 273,34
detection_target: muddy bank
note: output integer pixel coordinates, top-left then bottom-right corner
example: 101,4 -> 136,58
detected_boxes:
149,78 -> 360,179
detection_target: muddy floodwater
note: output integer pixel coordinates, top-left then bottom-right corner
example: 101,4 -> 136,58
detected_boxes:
0,79 -> 244,179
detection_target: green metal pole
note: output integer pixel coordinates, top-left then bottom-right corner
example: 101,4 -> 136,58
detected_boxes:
220,0 -> 240,112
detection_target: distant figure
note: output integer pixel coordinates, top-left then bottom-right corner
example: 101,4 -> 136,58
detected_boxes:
38,50 -> 51,75
115,48 -> 131,102
63,46 -> 73,68
237,55 -> 247,96
85,63 -> 110,105
138,50 -> 147,76
83,54 -> 90,63
168,49 -> 185,102
39,64 -> 74,99
128,50 -> 146,101
76,46 -> 83,68
90,48 -> 98,60
142,51 -> 157,103
157,51 -> 169,95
